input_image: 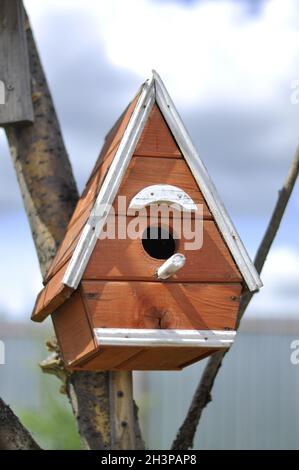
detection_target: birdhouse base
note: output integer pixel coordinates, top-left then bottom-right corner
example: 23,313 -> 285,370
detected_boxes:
79,328 -> 235,371
64,328 -> 234,370
51,283 -> 240,371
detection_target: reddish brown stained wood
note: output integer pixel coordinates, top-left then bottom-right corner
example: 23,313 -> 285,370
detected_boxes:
46,153 -> 212,283
82,281 -> 241,331
75,346 -> 144,371
31,268 -> 73,322
71,345 -> 217,371
83,220 -> 242,283
135,104 -> 182,157
113,156 -> 211,218
114,347 -> 216,371
52,290 -> 96,365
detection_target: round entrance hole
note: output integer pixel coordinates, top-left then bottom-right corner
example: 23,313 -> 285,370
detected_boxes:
142,226 -> 176,259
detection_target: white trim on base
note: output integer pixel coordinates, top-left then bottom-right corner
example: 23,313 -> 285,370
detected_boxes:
94,328 -> 236,349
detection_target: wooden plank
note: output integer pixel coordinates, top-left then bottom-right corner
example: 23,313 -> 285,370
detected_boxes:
82,281 -> 241,331
134,103 -> 182,157
77,346 -> 144,371
113,156 -> 211,217
46,152 -> 212,282
0,0 -> 34,125
115,346 -> 215,370
52,290 -> 96,365
109,372 -> 136,449
75,344 -> 215,371
34,213 -> 242,321
83,220 -> 242,283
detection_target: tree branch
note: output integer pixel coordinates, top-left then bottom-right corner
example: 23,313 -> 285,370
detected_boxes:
3,7 -> 143,450
5,12 -> 110,449
0,398 -> 41,450
172,146 -> 299,450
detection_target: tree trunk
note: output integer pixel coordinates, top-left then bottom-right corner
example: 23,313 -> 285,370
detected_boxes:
0,398 -> 41,450
4,8 -> 143,450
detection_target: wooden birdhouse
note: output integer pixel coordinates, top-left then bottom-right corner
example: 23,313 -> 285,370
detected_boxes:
32,71 -> 262,371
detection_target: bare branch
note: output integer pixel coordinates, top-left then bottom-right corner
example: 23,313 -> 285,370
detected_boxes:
4,8 -> 109,449
67,371 -> 110,450
172,146 -> 299,450
3,6 -> 143,450
0,398 -> 41,450
5,14 -> 78,278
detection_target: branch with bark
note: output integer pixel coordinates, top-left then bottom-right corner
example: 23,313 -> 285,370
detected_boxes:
2,8 -> 143,450
1,0 -> 298,451
0,398 -> 40,450
172,147 -> 299,450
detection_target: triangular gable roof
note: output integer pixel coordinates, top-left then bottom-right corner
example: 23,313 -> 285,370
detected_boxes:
44,89 -> 142,284
32,71 -> 262,322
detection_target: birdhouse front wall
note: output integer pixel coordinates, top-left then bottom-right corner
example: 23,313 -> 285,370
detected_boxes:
52,103 -> 243,371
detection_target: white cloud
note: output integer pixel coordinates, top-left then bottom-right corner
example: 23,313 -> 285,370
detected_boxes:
250,246 -> 299,317
25,0 -> 299,108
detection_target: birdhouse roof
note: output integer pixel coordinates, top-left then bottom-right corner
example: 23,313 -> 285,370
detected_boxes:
32,71 -> 262,322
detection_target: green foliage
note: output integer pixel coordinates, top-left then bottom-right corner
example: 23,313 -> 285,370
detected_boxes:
20,383 -> 82,450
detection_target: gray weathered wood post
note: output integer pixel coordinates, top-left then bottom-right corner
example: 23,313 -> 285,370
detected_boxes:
0,0 -> 34,125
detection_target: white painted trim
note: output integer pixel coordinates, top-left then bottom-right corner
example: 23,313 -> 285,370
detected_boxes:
128,184 -> 198,212
153,70 -> 262,292
94,328 -> 236,349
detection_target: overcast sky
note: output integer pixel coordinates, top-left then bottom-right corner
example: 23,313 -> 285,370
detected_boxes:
0,0 -> 298,320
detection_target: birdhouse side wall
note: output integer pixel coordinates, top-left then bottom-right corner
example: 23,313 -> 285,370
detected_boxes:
52,289 -> 97,367
81,281 -> 241,331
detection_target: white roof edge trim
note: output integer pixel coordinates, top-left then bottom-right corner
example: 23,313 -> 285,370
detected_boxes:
62,78 -> 155,289
152,70 -> 262,292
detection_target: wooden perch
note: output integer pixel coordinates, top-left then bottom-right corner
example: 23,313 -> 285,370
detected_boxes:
172,146 -> 299,450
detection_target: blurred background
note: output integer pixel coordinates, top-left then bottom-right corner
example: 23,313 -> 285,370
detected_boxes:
0,0 -> 298,449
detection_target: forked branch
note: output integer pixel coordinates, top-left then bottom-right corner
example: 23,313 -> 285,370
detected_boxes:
172,146 -> 299,450
0,398 -> 41,450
